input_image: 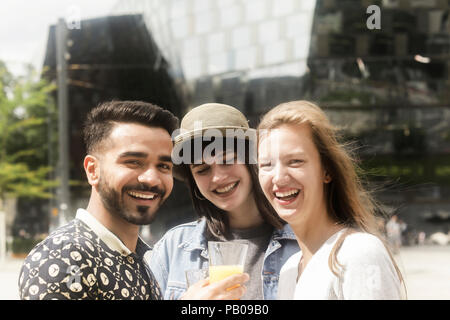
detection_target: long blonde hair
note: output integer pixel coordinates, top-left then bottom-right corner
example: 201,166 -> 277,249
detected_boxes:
257,100 -> 405,293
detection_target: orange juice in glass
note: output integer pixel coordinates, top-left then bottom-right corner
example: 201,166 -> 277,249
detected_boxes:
208,241 -> 248,287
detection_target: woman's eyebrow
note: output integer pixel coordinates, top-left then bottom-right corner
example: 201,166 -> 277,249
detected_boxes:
286,151 -> 307,157
191,163 -> 206,168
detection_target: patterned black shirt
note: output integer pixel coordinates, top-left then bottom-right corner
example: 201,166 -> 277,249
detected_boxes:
18,209 -> 162,300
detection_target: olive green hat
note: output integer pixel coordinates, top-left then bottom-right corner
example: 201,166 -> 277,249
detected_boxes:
172,103 -> 256,181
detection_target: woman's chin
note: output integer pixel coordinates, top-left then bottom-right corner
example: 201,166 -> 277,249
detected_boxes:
274,207 -> 299,222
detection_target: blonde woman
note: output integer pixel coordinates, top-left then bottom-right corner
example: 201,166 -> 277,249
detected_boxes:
257,100 -> 405,300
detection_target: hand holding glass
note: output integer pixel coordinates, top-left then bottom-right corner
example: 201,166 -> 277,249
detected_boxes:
185,268 -> 209,288
208,241 -> 248,284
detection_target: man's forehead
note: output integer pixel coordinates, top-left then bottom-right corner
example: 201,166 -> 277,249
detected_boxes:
105,123 -> 172,153
109,122 -> 168,137
107,123 -> 170,142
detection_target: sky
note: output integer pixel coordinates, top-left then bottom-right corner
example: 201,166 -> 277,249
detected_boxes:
0,0 -> 119,76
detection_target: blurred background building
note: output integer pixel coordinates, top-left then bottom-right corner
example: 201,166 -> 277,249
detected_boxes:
111,0 -> 450,242
10,0 -> 450,247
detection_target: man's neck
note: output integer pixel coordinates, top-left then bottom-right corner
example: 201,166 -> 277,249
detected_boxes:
86,197 -> 139,253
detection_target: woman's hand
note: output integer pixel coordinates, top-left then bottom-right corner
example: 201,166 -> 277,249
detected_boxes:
181,273 -> 249,300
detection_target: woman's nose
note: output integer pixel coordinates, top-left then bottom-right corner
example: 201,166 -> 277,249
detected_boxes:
210,165 -> 229,184
271,163 -> 290,186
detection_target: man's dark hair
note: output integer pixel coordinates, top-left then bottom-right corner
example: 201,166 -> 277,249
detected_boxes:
83,100 -> 179,154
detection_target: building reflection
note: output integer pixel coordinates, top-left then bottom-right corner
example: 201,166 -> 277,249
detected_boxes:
15,0 -> 448,244
112,0 -> 450,240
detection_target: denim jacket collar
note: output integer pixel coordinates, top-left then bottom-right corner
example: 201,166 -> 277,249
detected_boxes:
273,223 -> 297,241
177,218 -> 209,253
177,218 -> 296,255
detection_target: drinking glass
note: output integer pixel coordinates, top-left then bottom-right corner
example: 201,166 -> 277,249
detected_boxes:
185,268 -> 209,287
207,241 -> 248,284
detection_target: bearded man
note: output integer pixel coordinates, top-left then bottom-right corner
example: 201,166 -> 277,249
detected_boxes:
18,100 -> 178,300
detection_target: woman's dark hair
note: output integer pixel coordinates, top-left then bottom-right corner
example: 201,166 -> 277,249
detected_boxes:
177,137 -> 285,240
83,100 -> 179,154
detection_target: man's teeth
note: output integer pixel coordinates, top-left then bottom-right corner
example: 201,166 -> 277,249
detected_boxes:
216,182 -> 238,194
275,189 -> 300,198
128,191 -> 156,200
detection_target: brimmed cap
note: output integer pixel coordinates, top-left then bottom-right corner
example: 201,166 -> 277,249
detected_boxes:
172,103 -> 256,181
174,103 -> 253,144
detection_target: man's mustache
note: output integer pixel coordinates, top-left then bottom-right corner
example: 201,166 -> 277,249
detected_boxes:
123,184 -> 165,198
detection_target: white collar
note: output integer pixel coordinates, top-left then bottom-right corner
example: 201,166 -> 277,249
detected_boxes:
75,208 -> 132,256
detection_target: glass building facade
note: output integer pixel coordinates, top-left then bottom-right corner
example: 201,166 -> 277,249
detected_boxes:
110,0 -> 450,241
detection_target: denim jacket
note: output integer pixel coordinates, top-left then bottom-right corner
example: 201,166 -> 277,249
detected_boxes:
147,218 -> 299,300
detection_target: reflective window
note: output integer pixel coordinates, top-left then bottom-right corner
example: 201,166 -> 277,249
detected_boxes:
220,5 -> 242,28
299,0 -> 318,11
216,0 -> 236,9
293,36 -> 311,59
182,57 -> 203,79
182,37 -> 202,58
195,11 -> 216,34
263,40 -> 287,65
171,17 -> 191,39
244,0 -> 267,22
170,0 -> 189,20
286,13 -> 313,38
258,20 -> 279,43
208,52 -> 230,74
193,0 -> 212,13
207,32 -> 226,54
273,0 -> 295,17
231,25 -> 252,49
235,46 -> 258,70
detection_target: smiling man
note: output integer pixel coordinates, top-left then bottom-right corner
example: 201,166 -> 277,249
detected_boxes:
18,100 -> 179,300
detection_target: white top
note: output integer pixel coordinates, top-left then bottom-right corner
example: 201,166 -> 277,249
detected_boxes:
277,229 -> 403,300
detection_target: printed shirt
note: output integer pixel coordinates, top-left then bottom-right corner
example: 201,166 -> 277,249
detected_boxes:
18,209 -> 162,300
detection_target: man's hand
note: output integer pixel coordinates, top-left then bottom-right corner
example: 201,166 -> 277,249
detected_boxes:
181,273 -> 249,300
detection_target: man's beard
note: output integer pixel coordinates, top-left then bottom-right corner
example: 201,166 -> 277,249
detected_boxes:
97,175 -> 165,226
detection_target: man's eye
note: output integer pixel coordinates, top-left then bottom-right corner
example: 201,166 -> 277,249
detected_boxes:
125,160 -> 141,166
159,163 -> 172,171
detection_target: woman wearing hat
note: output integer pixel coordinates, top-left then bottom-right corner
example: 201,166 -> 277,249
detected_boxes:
148,103 -> 299,300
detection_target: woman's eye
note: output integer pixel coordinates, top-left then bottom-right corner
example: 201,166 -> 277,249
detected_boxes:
258,162 -> 272,168
290,159 -> 304,165
195,166 -> 210,174
223,159 -> 235,166
225,153 -> 237,163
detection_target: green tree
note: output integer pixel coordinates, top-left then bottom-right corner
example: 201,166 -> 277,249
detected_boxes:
0,61 -> 58,211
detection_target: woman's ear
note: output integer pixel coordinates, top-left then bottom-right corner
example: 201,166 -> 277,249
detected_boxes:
324,171 -> 332,183
84,155 -> 99,186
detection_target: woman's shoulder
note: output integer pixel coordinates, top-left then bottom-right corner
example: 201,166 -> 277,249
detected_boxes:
164,219 -> 204,235
342,231 -> 385,248
335,230 -> 403,299
338,230 -> 392,264
154,219 -> 206,248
